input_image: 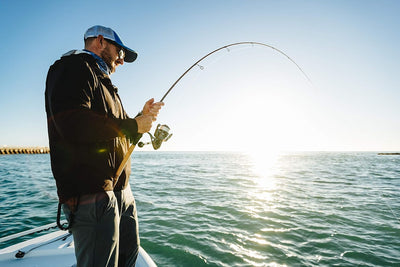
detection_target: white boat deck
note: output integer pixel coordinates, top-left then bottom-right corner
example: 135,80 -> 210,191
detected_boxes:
0,229 -> 156,267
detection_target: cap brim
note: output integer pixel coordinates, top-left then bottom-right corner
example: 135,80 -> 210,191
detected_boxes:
122,46 -> 137,63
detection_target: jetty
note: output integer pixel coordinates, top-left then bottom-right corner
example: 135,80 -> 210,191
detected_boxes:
0,147 -> 50,155
378,152 -> 400,155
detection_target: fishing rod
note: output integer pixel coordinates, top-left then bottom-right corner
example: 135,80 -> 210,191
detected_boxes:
160,41 -> 312,102
113,41 -> 312,185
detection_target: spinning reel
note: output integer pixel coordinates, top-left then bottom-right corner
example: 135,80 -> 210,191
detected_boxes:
138,124 -> 172,150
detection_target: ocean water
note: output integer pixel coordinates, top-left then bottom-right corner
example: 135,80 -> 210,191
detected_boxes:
0,152 -> 399,266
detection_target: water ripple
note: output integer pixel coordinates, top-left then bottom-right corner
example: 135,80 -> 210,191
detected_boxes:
1,152 -> 399,266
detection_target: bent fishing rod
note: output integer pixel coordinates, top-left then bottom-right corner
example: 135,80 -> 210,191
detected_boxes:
113,41 -> 312,185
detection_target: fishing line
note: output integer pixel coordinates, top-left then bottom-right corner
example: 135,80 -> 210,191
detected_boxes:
377,191 -> 400,224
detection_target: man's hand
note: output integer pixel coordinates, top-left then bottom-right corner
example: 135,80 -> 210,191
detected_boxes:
135,115 -> 154,133
135,98 -> 164,133
142,98 -> 164,121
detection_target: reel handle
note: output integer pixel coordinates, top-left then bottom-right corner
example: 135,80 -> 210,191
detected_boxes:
137,124 -> 172,150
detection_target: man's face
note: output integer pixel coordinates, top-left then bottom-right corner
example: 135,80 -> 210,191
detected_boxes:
101,40 -> 124,74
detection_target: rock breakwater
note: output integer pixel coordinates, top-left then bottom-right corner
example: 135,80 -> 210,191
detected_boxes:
0,147 -> 50,155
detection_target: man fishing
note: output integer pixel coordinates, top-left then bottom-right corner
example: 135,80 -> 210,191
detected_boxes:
45,25 -> 163,266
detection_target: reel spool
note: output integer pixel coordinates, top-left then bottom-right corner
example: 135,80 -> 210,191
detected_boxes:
138,124 -> 172,150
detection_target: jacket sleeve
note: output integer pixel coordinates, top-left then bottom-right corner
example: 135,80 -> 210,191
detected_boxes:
45,56 -> 139,144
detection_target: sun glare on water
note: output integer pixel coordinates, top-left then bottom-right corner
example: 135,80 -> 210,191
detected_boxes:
244,148 -> 281,207
247,148 -> 280,179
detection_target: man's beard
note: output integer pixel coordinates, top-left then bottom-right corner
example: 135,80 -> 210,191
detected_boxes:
100,48 -> 116,74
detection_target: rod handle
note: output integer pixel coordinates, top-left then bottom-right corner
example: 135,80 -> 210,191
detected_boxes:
113,144 -> 136,187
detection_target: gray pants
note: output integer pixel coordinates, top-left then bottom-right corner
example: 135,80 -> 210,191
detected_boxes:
63,184 -> 140,267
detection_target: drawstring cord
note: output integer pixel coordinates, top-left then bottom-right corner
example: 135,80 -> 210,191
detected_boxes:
56,196 -> 80,230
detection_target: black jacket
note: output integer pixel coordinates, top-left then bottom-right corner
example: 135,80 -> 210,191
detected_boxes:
45,52 -> 141,203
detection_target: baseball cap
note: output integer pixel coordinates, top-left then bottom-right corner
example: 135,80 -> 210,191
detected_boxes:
84,25 -> 138,63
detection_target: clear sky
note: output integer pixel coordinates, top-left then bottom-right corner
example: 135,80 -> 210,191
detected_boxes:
0,0 -> 399,152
